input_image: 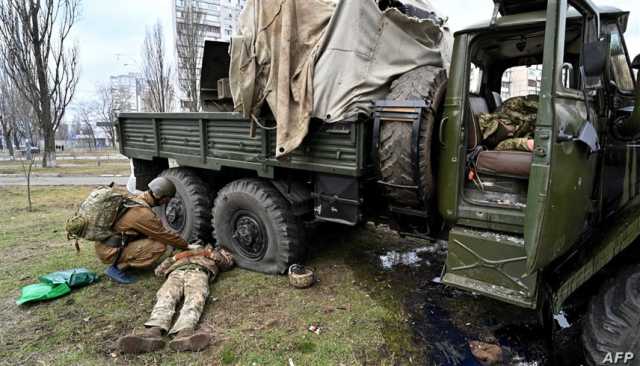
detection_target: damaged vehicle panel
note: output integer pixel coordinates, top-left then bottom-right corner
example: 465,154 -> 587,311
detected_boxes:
117,0 -> 640,361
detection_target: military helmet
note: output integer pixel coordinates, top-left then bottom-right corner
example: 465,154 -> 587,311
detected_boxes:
148,177 -> 176,199
65,215 -> 87,240
288,264 -> 315,289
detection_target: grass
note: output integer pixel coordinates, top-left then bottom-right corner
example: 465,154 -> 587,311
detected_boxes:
0,186 -> 422,365
0,159 -> 130,176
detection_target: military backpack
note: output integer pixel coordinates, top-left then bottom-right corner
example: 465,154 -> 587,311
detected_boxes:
65,186 -> 141,246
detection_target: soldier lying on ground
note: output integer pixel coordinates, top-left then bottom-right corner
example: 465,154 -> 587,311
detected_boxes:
94,177 -> 191,284
118,245 -> 235,353
478,95 -> 539,152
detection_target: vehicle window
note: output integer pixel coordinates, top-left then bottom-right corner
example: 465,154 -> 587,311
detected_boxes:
608,24 -> 634,92
559,7 -> 583,92
469,63 -> 482,94
500,65 -> 542,99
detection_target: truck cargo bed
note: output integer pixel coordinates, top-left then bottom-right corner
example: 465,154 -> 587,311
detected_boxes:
116,112 -> 368,178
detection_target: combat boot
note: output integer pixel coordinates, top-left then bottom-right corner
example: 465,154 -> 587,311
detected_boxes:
118,326 -> 165,354
168,327 -> 212,352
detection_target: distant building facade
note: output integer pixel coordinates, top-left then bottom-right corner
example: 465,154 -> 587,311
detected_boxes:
501,65 -> 542,100
172,0 -> 246,110
110,72 -> 145,113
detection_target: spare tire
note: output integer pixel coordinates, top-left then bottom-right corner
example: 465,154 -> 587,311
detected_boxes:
156,168 -> 212,242
378,66 -> 447,208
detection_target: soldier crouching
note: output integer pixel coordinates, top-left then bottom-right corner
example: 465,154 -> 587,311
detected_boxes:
118,244 -> 234,353
95,177 -> 190,284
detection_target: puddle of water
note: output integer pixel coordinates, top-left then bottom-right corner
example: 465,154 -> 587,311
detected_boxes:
377,242 -> 447,270
553,312 -> 571,329
379,249 -> 427,269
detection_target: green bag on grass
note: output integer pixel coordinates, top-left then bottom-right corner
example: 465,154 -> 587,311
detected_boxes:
17,283 -> 71,305
39,268 -> 98,287
17,268 -> 98,305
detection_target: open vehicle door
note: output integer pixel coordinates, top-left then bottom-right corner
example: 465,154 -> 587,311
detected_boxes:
524,0 -> 603,273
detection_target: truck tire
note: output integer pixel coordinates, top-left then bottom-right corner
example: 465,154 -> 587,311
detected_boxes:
379,66 -> 447,208
212,179 -> 303,274
157,168 -> 212,242
582,265 -> 640,365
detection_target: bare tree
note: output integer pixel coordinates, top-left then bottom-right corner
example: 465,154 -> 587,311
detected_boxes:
176,0 -> 204,112
0,0 -> 80,168
74,101 -> 97,150
0,67 -> 35,159
0,70 -> 16,158
142,21 -> 174,113
0,116 -> 15,158
2,66 -> 36,210
96,83 -> 133,148
20,143 -> 34,211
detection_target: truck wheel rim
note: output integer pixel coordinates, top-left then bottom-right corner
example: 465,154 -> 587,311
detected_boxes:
165,196 -> 186,232
231,211 -> 267,260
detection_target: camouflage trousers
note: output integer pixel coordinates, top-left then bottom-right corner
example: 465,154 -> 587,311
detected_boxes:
144,268 -> 210,334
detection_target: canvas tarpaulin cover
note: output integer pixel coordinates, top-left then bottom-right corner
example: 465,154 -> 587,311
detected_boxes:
230,0 -> 452,157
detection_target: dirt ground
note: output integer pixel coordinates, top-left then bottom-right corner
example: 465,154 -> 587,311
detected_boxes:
0,186 -> 584,365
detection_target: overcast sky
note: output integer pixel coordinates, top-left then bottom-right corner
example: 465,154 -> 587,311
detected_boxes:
70,0 -> 174,109
69,0 -> 640,120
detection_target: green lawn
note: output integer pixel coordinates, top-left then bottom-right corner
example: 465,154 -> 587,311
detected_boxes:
0,186 -> 422,365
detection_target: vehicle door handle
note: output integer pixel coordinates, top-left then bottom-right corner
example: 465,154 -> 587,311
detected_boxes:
439,116 -> 448,146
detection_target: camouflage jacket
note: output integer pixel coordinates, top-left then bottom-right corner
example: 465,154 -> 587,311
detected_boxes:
478,95 -> 538,150
154,246 -> 235,280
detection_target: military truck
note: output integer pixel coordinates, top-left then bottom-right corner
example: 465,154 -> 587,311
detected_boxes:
117,0 -> 640,362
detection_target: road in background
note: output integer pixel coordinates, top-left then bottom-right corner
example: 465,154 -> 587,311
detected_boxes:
0,175 -> 129,186
0,155 -> 128,162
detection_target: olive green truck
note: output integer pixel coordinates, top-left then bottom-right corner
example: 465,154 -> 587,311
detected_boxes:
117,0 -> 640,362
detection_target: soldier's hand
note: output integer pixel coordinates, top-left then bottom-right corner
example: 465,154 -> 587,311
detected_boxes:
188,239 -> 204,250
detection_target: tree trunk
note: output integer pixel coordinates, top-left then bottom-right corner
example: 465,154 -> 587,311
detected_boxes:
32,16 -> 55,168
1,126 -> 14,158
43,126 -> 56,167
110,126 -> 117,149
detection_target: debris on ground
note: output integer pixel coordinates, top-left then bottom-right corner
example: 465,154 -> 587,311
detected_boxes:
308,324 -> 322,335
288,264 -> 316,289
469,340 -> 504,366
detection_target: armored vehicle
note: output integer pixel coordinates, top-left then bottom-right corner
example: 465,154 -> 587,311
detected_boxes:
117,0 -> 640,362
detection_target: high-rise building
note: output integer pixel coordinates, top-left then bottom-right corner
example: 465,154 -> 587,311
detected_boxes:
110,72 -> 145,113
173,0 -> 246,110
501,65 -> 542,100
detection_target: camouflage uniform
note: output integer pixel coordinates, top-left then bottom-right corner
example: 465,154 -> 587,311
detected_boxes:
144,246 -> 234,334
478,95 -> 538,152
